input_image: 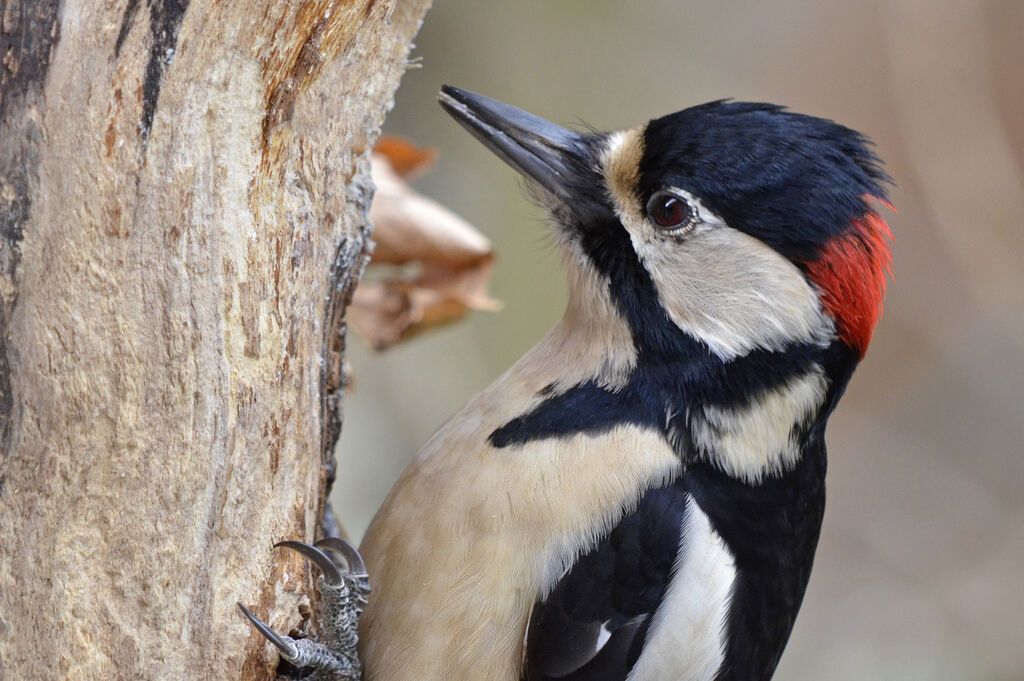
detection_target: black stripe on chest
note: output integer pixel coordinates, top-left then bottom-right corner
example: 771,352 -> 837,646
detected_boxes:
488,343 -> 820,450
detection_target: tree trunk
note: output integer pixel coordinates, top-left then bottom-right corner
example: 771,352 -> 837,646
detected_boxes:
0,1 -> 429,679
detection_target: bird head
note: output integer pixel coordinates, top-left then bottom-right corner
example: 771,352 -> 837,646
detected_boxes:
438,86 -> 892,383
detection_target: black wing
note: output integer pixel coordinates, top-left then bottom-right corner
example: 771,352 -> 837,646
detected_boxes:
523,479 -> 689,681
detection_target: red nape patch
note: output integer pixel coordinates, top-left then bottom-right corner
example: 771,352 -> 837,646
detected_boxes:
803,208 -> 893,357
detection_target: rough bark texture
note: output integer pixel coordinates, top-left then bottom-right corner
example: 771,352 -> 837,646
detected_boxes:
0,1 -> 429,679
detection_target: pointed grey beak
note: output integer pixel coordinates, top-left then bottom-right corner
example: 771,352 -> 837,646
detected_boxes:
438,86 -> 596,203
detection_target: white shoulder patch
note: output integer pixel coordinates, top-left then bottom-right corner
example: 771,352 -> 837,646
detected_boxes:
626,499 -> 735,681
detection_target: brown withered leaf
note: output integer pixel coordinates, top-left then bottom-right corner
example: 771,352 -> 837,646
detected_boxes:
372,135 -> 437,180
349,136 -> 501,350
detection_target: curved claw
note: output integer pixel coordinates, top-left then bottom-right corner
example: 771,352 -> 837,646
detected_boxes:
315,537 -> 367,577
274,541 -> 342,585
237,602 -> 299,661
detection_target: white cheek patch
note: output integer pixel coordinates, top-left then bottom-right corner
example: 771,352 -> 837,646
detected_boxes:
632,226 -> 833,359
626,499 -> 735,681
690,369 -> 828,484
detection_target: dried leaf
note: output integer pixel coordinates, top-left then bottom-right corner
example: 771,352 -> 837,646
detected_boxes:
350,138 -> 500,350
373,135 -> 437,180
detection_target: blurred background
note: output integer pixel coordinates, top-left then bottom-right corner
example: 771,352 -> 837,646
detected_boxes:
332,1 -> 1024,679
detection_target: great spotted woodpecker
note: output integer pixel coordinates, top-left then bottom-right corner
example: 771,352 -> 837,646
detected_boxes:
243,86 -> 893,681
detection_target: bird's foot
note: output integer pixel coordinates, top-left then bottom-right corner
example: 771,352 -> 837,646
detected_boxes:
239,538 -> 370,681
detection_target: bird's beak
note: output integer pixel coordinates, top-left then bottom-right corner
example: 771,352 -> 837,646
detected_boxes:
438,86 -> 594,203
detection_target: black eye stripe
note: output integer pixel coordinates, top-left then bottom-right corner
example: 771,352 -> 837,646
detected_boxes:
646,190 -> 696,230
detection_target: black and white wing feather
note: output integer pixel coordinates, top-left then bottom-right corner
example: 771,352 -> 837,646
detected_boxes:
523,479 -> 688,681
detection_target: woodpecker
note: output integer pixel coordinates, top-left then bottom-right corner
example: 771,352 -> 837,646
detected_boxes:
243,86 -> 892,681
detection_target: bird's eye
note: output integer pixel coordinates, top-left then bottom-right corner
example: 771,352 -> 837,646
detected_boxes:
646,190 -> 696,231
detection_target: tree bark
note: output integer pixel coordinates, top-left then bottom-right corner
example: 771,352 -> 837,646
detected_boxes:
0,1 -> 429,679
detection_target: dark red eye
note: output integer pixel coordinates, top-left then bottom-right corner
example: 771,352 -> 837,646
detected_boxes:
646,190 -> 695,229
